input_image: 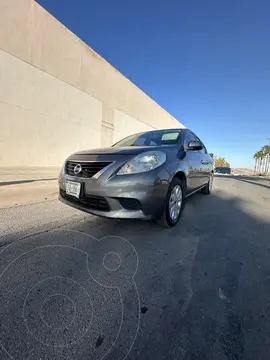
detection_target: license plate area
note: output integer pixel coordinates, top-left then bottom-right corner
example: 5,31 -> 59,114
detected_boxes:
66,181 -> 81,198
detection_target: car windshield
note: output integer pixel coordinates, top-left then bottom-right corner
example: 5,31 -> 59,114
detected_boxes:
215,167 -> 231,173
113,129 -> 182,147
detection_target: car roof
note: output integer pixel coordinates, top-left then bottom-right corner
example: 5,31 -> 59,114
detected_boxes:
130,128 -> 187,137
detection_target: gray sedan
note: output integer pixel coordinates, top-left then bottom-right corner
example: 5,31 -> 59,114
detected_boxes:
59,128 -> 214,227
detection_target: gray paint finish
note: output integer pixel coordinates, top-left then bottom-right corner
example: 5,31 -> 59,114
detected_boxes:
58,129 -> 214,220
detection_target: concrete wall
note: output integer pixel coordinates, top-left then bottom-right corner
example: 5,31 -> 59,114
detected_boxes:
0,0 -> 184,167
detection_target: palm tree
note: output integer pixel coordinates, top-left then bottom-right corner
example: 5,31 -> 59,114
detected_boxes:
254,146 -> 270,176
264,145 -> 270,176
266,145 -> 270,176
259,145 -> 270,175
254,152 -> 259,175
257,150 -> 265,175
261,146 -> 267,174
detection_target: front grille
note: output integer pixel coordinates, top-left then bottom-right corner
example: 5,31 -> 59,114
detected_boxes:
66,161 -> 112,178
60,190 -> 110,211
118,198 -> 141,211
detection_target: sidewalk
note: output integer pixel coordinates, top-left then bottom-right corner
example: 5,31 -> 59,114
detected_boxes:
0,166 -> 60,185
0,167 -> 60,208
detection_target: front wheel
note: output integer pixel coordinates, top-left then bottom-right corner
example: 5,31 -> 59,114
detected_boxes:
157,178 -> 185,228
201,174 -> 213,194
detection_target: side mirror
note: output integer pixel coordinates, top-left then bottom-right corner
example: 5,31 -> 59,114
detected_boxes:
187,140 -> 203,151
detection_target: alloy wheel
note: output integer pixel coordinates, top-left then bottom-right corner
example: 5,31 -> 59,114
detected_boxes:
168,185 -> 182,221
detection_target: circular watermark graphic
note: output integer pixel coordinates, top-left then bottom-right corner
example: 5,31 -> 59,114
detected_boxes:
0,230 -> 140,359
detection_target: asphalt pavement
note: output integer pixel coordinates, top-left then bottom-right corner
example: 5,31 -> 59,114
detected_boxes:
0,176 -> 270,360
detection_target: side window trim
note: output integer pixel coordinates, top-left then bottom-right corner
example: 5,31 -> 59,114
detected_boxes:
184,131 -> 196,150
195,135 -> 207,154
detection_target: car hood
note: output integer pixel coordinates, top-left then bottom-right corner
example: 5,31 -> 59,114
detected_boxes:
73,145 -> 171,156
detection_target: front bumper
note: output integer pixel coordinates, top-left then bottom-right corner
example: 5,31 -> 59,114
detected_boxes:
58,164 -> 170,219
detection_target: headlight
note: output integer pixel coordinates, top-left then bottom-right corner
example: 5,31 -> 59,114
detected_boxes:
117,151 -> 166,175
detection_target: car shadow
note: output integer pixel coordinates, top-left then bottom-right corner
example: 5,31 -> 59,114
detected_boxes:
1,189 -> 270,360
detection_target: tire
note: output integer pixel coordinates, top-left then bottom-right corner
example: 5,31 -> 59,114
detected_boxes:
157,178 -> 185,228
201,174 -> 213,194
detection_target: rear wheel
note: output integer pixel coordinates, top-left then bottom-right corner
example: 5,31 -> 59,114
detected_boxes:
157,178 -> 185,228
201,174 -> 213,194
